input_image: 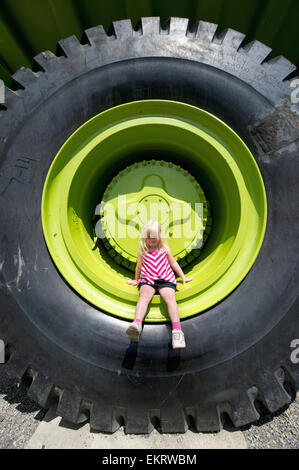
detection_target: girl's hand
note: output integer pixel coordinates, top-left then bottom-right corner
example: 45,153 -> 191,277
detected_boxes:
182,276 -> 194,286
126,280 -> 138,286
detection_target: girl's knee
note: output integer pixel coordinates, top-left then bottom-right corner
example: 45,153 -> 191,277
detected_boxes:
139,287 -> 155,303
138,294 -> 152,305
160,288 -> 176,304
139,291 -> 153,303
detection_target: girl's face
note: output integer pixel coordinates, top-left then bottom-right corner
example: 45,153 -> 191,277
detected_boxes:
146,234 -> 160,249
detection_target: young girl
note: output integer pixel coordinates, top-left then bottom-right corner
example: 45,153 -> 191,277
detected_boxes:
126,220 -> 193,349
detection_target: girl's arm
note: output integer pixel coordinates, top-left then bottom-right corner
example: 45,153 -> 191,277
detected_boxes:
165,246 -> 193,285
135,249 -> 143,282
126,249 -> 143,285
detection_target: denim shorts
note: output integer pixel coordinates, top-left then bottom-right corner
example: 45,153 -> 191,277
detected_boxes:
137,278 -> 177,294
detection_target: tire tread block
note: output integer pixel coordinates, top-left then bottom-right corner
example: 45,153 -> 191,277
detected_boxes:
27,372 -> 58,409
56,388 -> 90,424
213,28 -> 246,50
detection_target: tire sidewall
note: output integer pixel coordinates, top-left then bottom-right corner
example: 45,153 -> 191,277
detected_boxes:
0,57 -> 298,391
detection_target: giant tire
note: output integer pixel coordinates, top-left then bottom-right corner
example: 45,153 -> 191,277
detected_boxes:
0,17 -> 298,433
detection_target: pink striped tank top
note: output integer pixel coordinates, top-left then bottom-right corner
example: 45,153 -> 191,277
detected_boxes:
138,248 -> 177,286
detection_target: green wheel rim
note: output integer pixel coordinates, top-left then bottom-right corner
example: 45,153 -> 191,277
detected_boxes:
41,100 -> 267,322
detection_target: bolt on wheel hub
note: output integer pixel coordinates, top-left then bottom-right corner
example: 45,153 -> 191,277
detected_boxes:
99,159 -> 212,271
41,100 -> 267,322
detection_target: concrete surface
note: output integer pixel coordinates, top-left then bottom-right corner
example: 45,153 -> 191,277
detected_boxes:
26,407 -> 248,449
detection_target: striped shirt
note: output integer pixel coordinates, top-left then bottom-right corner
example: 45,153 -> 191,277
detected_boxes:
138,248 -> 177,286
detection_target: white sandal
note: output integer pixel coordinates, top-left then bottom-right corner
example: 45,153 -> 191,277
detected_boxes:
126,321 -> 142,342
172,329 -> 186,349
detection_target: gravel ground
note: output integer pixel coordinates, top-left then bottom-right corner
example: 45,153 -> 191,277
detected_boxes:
0,367 -> 298,449
0,368 -> 47,449
242,394 -> 299,449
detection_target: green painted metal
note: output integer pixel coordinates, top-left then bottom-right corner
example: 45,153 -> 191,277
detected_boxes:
0,0 -> 298,86
41,100 -> 267,322
1,0 -> 81,57
0,11 -> 31,74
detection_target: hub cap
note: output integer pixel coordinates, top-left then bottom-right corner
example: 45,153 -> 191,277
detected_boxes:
100,160 -> 211,271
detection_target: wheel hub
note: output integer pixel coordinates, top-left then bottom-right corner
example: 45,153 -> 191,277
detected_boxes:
100,160 -> 211,271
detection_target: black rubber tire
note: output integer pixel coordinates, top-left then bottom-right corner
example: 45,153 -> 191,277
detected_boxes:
0,17 -> 298,433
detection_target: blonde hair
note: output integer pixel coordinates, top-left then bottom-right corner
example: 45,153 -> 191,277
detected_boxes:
139,220 -> 168,254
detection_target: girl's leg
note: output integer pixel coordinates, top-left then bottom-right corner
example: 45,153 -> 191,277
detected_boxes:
126,284 -> 156,342
158,287 -> 180,326
158,287 -> 186,349
134,284 -> 156,322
